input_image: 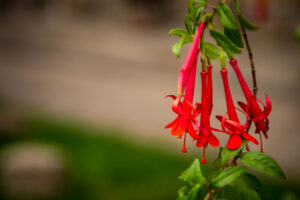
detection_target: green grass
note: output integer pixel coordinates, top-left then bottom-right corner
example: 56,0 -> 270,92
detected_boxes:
0,116 -> 299,200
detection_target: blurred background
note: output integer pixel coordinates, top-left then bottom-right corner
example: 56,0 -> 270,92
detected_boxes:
0,0 -> 299,199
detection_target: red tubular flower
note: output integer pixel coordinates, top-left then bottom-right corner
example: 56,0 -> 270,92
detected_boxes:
165,52 -> 201,153
229,59 -> 271,152
207,65 -> 213,115
196,71 -> 219,163
216,69 -> 259,150
177,22 -> 206,96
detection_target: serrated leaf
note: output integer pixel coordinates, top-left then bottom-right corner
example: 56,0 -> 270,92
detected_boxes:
221,140 -> 248,165
224,27 -> 244,48
210,29 -> 241,54
243,173 -> 268,200
216,2 -> 239,30
179,159 -> 206,185
169,28 -> 188,37
240,152 -> 286,179
212,166 -> 245,188
238,13 -> 259,30
230,178 -> 261,200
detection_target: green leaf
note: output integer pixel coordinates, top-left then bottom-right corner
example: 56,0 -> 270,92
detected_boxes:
172,42 -> 181,57
230,178 -> 261,200
203,42 -> 229,60
233,0 -> 240,13
240,152 -> 286,179
185,17 -> 193,33
194,5 -> 205,21
179,159 -> 206,186
216,2 -> 239,30
195,0 -> 207,6
212,166 -> 245,188
186,184 -> 201,200
295,25 -> 300,43
224,27 -> 244,48
171,34 -> 193,57
177,186 -> 188,200
169,28 -> 188,37
188,0 -> 195,11
238,13 -> 259,30
243,173 -> 268,200
210,29 -> 241,54
221,141 -> 248,165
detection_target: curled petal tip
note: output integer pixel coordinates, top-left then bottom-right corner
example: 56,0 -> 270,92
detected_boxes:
165,94 -> 177,99
264,94 -> 272,117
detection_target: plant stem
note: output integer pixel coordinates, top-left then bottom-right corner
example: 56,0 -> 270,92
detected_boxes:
241,26 -> 258,98
204,190 -> 214,200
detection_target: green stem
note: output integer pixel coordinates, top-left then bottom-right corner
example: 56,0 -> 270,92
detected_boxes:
204,190 -> 214,200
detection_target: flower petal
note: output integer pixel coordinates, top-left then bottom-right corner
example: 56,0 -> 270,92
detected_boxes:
227,135 -> 242,150
221,113 -> 228,131
165,95 -> 177,100
215,115 -> 223,122
208,133 -> 220,147
171,117 -> 187,137
242,132 -> 259,145
165,116 -> 180,129
171,118 -> 180,135
264,95 -> 272,117
166,95 -> 183,114
184,100 -> 196,116
238,101 -> 248,113
171,96 -> 182,114
194,103 -> 202,117
225,120 -> 244,132
196,132 -> 208,148
187,122 -> 198,140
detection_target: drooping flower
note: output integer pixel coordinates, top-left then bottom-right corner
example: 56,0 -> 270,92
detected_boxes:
177,22 -> 206,96
207,65 -> 213,115
165,51 -> 201,153
196,71 -> 220,163
216,69 -> 259,150
229,59 -> 272,152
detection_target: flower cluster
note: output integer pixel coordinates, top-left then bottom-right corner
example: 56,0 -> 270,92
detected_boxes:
165,23 -> 272,163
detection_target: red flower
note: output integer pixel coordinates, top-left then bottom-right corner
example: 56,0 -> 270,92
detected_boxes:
177,22 -> 206,96
196,71 -> 220,163
165,51 -> 201,153
216,69 -> 259,150
207,65 -> 213,115
230,59 -> 272,152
